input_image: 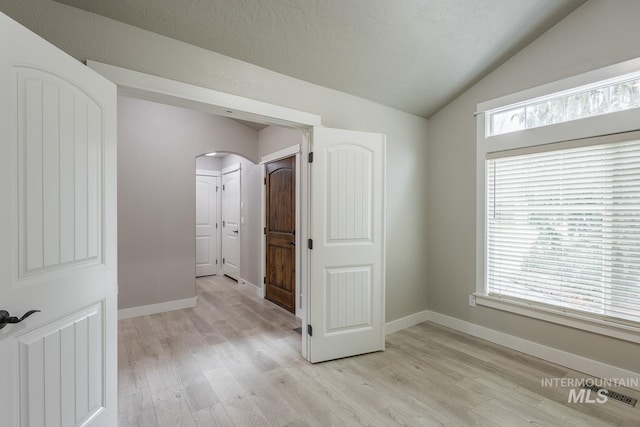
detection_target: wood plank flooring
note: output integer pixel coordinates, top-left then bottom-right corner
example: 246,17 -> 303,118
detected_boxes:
119,276 -> 640,426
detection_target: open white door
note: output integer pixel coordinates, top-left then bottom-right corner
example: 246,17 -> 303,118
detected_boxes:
307,127 -> 386,363
221,164 -> 241,280
0,12 -> 117,426
196,174 -> 219,277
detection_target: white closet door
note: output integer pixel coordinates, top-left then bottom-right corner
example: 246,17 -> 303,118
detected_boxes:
196,174 -> 219,277
307,127 -> 386,363
222,164 -> 241,280
0,12 -> 117,426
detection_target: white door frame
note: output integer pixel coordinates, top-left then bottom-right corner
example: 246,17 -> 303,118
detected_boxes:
88,61 -> 320,358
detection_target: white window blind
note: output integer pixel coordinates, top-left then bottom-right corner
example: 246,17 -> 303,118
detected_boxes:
487,139 -> 640,325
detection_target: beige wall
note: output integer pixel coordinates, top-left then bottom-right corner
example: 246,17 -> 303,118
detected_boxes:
0,1 -> 430,321
196,155 -> 222,171
118,96 -> 257,309
258,126 -> 303,159
428,0 -> 640,372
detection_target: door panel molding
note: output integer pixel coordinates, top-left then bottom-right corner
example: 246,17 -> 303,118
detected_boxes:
326,145 -> 373,243
16,66 -> 104,278
325,266 -> 372,333
17,303 -> 105,427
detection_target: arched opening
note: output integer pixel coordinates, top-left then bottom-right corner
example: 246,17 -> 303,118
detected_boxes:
117,94 -> 304,320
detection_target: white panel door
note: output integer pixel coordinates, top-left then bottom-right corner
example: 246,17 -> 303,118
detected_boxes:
196,175 -> 219,277
0,12 -> 117,427
308,127 -> 386,363
222,165 -> 241,280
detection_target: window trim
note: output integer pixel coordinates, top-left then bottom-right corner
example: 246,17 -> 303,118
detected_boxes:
476,58 -> 640,343
474,294 -> 640,344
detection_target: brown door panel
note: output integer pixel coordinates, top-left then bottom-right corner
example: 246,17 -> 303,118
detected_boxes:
265,156 -> 296,313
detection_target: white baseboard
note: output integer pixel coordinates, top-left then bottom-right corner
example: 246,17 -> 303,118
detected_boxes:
426,310 -> 640,391
385,310 -> 431,335
118,297 -> 198,320
239,278 -> 261,296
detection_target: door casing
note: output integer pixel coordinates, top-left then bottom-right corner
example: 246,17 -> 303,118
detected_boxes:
87,61 -> 386,363
88,60 -> 318,359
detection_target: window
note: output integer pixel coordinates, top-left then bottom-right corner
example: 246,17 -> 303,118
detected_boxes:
489,73 -> 640,136
487,139 -> 640,324
477,58 -> 640,341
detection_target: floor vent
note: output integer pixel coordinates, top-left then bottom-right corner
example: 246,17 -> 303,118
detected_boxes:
583,385 -> 637,407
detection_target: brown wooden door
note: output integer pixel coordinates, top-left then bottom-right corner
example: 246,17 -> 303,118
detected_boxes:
265,156 -> 296,313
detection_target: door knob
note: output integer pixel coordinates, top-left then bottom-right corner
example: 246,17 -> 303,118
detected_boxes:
289,241 -> 296,246
0,310 -> 40,330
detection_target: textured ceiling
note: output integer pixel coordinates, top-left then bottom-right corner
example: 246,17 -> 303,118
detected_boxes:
55,0 -> 585,118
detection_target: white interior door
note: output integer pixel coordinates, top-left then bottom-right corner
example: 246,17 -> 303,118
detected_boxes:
196,174 -> 220,277
222,164 -> 241,280
307,127 -> 386,363
0,12 -> 117,427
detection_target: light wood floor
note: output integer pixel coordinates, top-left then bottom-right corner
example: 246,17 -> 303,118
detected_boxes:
119,276 -> 640,426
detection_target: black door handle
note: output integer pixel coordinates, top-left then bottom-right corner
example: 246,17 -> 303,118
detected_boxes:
0,310 -> 40,329
233,230 -> 238,234
289,241 -> 296,246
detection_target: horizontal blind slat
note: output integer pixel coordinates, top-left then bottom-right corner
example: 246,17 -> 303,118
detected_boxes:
487,138 -> 640,323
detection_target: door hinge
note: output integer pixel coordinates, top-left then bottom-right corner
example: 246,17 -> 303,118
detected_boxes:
263,227 -> 266,235
222,258 -> 225,264
223,184 -> 225,190
263,276 -> 266,284
223,220 -> 225,227
216,259 -> 218,265
216,186 -> 219,192
264,177 -> 266,185
308,152 -> 314,163
308,239 -> 313,250
216,223 -> 218,229
307,324 -> 313,336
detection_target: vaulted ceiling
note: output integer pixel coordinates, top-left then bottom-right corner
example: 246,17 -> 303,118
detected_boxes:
54,0 -> 585,118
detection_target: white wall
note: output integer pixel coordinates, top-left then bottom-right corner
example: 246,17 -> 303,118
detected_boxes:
0,1 -> 430,322
428,0 -> 640,372
118,95 -> 257,309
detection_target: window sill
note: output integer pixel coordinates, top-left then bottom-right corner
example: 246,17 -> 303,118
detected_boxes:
474,294 -> 640,345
